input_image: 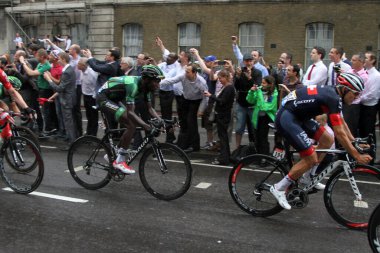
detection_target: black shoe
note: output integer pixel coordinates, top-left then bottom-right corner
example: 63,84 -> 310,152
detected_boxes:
60,146 -> 70,151
44,128 -> 57,136
183,147 -> 194,153
211,159 -> 229,165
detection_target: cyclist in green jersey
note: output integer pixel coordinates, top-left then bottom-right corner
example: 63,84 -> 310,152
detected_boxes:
96,65 -> 164,174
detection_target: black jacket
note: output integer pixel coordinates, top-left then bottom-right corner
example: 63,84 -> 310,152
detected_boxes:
234,67 -> 262,107
87,58 -> 119,89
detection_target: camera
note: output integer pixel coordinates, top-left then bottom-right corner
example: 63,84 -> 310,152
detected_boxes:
217,60 -> 226,66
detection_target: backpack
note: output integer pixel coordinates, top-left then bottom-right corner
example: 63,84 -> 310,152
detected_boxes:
230,142 -> 257,164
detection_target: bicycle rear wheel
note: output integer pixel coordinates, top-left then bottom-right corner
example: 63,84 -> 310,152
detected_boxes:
139,143 -> 192,200
67,136 -> 112,190
0,136 -> 44,194
324,164 -> 380,230
228,154 -> 288,217
368,203 -> 380,252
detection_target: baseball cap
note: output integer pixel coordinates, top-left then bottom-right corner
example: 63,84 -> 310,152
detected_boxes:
51,50 -> 60,59
243,53 -> 253,61
204,55 -> 217,62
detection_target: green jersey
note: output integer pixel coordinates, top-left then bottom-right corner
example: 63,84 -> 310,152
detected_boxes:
99,76 -> 151,104
37,62 -> 52,90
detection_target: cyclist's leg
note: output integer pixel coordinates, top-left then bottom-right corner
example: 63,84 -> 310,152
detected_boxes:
97,91 -> 135,174
270,109 -> 318,209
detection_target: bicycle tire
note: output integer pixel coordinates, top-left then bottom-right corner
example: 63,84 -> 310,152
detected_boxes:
67,135 -> 112,190
13,125 -> 40,151
139,143 -> 192,201
0,136 -> 44,194
324,164 -> 380,230
368,203 -> 380,252
228,154 -> 288,217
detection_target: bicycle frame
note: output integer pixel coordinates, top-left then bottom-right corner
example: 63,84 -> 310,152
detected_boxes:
99,111 -> 169,173
279,143 -> 367,203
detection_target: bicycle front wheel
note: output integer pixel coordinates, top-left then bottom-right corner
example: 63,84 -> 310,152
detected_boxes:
139,143 -> 192,201
13,125 -> 40,151
368,203 -> 380,252
67,136 -> 112,190
0,136 -> 44,194
324,164 -> 380,230
228,154 -> 288,217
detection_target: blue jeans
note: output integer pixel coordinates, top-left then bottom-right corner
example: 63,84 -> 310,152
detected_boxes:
235,103 -> 253,135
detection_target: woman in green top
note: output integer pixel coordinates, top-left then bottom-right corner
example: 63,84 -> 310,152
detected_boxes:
246,75 -> 278,157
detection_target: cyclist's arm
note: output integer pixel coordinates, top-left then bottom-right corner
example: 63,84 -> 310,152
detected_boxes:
332,115 -> 371,164
147,101 -> 160,120
342,119 -> 355,142
7,87 -> 29,110
125,104 -> 150,130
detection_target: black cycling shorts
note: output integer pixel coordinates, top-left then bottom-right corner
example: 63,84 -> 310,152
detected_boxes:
275,107 -> 326,157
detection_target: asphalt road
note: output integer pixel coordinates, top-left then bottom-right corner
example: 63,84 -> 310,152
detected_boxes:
0,129 -> 374,253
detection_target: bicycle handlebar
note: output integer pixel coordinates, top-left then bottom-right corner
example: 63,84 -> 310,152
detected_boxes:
352,134 -> 374,154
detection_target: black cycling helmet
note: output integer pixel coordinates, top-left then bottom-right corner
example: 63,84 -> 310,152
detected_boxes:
141,64 -> 165,80
336,73 -> 364,93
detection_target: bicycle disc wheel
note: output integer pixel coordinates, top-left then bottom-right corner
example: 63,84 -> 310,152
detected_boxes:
139,143 -> 192,200
67,136 -> 112,190
0,136 -> 44,194
368,203 -> 380,252
324,164 -> 380,230
13,125 -> 40,151
228,154 -> 288,217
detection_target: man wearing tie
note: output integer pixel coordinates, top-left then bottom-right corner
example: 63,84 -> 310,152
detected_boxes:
327,47 -> 351,86
302,46 -> 328,86
44,52 -> 77,150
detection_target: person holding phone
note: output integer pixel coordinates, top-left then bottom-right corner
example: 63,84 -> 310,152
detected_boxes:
204,70 -> 235,165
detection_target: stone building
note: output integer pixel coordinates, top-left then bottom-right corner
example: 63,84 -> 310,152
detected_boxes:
1,0 -> 380,67
0,0 -> 115,58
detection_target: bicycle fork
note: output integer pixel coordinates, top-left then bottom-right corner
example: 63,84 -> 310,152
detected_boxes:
342,162 -> 368,208
152,144 -> 168,174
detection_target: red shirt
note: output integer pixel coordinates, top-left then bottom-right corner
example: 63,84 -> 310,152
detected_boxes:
0,69 -> 12,90
50,63 -> 63,81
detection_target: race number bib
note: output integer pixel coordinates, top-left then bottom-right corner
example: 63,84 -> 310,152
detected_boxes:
272,148 -> 286,160
281,90 -> 297,106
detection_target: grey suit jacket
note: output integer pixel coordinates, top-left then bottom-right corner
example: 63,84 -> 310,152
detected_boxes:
49,65 -> 77,108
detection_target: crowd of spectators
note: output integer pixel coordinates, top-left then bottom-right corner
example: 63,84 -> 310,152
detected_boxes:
4,32 -> 380,162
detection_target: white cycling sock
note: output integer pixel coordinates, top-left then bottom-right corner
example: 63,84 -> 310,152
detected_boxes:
116,148 -> 128,163
275,174 -> 295,191
310,164 -> 319,177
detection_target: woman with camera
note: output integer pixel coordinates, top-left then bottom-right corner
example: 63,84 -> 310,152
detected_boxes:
246,75 -> 278,165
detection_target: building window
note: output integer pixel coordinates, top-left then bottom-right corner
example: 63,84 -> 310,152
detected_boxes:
238,22 -> 265,55
178,23 -> 201,53
123,23 -> 143,58
305,22 -> 334,66
23,25 -> 37,40
70,23 -> 87,48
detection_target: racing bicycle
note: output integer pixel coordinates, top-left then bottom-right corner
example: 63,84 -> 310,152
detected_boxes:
229,129 -> 380,230
368,203 -> 380,252
0,116 -> 44,194
67,111 -> 193,201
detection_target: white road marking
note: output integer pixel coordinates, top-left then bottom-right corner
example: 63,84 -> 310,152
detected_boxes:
195,182 -> 212,189
2,188 -> 88,203
64,166 -> 84,173
41,145 -> 58,149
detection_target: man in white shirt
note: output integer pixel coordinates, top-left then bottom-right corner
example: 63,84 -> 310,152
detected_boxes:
359,52 -> 380,152
78,57 -> 99,136
302,46 -> 328,86
343,53 -> 368,137
13,33 -> 22,49
327,47 -> 352,86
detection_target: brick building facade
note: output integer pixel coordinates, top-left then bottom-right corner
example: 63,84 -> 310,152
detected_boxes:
114,0 -> 380,67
